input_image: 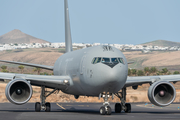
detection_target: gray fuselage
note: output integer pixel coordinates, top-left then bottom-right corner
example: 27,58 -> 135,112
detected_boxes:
53,45 -> 128,96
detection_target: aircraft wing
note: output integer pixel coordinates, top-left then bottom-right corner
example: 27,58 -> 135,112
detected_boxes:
124,75 -> 180,87
0,60 -> 54,70
0,72 -> 72,90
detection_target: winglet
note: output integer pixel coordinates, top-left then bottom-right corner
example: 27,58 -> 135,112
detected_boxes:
64,0 -> 73,53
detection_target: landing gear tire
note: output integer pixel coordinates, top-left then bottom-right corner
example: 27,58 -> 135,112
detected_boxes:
100,106 -> 111,115
45,102 -> 51,112
35,102 -> 41,112
115,103 -> 122,113
100,106 -> 106,115
35,86 -> 58,112
106,106 -> 111,115
124,103 -> 131,113
115,88 -> 132,113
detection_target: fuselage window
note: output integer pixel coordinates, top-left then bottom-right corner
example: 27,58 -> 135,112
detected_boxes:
92,57 -> 102,64
118,58 -> 125,64
111,58 -> 119,63
101,58 -> 110,63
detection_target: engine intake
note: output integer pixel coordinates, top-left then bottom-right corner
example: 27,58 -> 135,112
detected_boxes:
148,81 -> 176,107
5,79 -> 32,105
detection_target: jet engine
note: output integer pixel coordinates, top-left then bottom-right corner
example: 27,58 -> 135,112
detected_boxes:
148,81 -> 176,107
5,79 -> 32,105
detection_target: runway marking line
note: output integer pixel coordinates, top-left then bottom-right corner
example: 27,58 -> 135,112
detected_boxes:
136,104 -> 180,110
137,105 -> 162,109
78,105 -> 85,107
65,105 -> 89,107
56,103 -> 66,110
65,105 -> 72,106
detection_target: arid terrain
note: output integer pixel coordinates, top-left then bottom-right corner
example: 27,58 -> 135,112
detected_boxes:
1,48 -> 180,72
124,51 -> 180,71
0,48 -> 180,103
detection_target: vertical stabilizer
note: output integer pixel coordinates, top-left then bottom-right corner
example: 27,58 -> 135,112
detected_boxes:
64,0 -> 72,53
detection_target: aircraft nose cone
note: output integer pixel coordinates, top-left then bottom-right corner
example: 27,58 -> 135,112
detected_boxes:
106,70 -> 121,82
98,66 -> 127,93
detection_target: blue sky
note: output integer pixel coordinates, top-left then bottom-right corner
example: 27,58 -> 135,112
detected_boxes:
0,0 -> 180,45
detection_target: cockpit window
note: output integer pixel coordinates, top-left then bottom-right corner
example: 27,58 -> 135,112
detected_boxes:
111,58 -> 119,63
96,57 -> 102,63
92,57 -> 125,65
118,58 -> 125,64
92,58 -> 97,64
92,57 -> 101,64
101,58 -> 110,63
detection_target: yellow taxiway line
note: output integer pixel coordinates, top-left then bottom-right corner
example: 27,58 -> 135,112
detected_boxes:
56,103 -> 66,110
56,103 -> 89,110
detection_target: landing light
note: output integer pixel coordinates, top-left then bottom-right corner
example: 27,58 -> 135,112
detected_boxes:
64,80 -> 69,84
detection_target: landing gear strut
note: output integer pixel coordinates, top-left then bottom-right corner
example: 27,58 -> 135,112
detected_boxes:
99,93 -> 112,115
35,86 -> 58,112
114,88 -> 131,113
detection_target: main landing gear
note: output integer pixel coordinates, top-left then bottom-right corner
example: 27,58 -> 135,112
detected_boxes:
114,88 -> 131,113
35,86 -> 58,112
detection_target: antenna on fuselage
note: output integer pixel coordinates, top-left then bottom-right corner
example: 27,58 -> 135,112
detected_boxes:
64,0 -> 72,53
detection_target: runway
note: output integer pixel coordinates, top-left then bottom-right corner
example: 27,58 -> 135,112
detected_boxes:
0,103 -> 180,120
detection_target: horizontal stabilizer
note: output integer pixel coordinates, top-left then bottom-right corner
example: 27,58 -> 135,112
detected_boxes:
0,60 -> 54,70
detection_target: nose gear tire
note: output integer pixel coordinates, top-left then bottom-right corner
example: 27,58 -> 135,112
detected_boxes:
100,106 -> 106,115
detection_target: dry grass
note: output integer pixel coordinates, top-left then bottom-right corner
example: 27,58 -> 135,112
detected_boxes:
0,48 -> 180,70
124,51 -> 180,70
0,48 -> 63,66
142,51 -> 180,66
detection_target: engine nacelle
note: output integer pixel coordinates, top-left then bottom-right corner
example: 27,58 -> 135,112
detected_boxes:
148,81 -> 176,107
5,79 -> 32,105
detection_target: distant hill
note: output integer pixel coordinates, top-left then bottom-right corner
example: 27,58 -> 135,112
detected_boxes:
0,29 -> 50,44
141,40 -> 180,47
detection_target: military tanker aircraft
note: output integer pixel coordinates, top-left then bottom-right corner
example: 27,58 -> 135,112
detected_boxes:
0,0 -> 180,115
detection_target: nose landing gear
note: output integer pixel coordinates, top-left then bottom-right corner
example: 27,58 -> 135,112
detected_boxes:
99,88 -> 131,115
99,93 -> 112,115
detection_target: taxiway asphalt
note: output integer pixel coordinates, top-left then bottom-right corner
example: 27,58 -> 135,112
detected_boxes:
0,103 -> 180,120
